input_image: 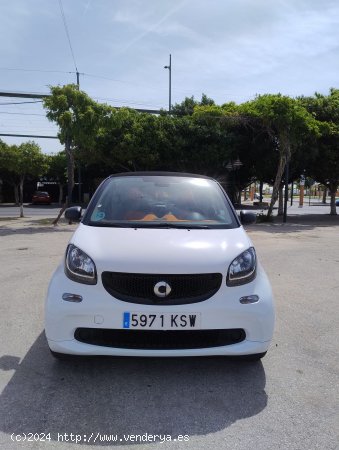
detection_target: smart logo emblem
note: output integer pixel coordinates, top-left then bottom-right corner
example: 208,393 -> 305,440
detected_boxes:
154,281 -> 172,298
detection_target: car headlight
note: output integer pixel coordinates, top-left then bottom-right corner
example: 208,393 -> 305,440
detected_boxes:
65,244 -> 97,285
226,247 -> 257,286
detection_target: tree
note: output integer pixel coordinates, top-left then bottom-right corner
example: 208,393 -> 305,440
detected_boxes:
190,105 -> 237,178
0,141 -> 20,204
0,141 -> 48,217
46,152 -> 67,205
299,89 -> 339,215
171,93 -> 215,116
241,94 -> 320,216
43,84 -> 111,205
80,107 -> 159,172
17,142 -> 49,217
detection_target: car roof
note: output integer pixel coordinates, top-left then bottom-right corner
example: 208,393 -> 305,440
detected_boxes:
108,171 -> 214,180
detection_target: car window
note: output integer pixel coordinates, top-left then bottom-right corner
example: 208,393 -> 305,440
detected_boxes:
86,176 -> 238,229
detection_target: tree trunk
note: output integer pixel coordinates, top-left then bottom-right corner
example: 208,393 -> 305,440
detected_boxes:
322,188 -> 327,204
277,184 -> 284,215
66,136 -> 74,207
267,154 -> 287,217
19,177 -> 24,218
267,131 -> 291,217
329,184 -> 337,215
53,204 -> 67,226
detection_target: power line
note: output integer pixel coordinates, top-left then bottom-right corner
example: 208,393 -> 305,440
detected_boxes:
58,0 -> 78,73
0,111 -> 46,116
0,90 -> 163,109
0,91 -> 162,113
0,67 -> 75,74
0,100 -> 43,105
0,133 -> 58,139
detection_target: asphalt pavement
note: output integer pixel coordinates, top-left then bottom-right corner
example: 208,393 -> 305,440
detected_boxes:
0,214 -> 338,450
0,204 -> 63,217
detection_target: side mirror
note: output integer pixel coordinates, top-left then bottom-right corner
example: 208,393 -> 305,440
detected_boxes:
240,210 -> 256,225
65,206 -> 82,222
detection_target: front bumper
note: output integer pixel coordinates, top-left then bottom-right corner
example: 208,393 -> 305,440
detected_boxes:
45,264 -> 275,357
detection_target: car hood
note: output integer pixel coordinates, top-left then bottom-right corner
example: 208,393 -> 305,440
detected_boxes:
70,223 -> 253,274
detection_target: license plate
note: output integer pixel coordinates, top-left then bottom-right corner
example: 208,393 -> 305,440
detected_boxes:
123,312 -> 201,330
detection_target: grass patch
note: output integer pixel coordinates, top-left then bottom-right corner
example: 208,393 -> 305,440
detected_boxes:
0,217 -> 19,222
32,218 -> 54,225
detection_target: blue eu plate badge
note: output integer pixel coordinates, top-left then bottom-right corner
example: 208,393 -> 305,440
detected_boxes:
123,312 -> 130,328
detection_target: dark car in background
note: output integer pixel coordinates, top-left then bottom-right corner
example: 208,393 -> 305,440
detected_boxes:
32,191 -> 51,205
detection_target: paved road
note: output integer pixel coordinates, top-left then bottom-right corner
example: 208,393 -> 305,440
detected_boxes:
0,217 -> 338,450
0,204 -> 62,217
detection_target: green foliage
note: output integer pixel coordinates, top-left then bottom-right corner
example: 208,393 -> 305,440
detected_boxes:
298,89 -> 339,213
0,141 -> 47,180
171,93 -> 215,116
0,140 -> 48,215
0,141 -> 16,177
41,84 -> 339,215
239,94 -> 321,216
241,94 -> 320,147
43,84 -> 110,149
46,151 -> 67,183
16,142 -> 49,178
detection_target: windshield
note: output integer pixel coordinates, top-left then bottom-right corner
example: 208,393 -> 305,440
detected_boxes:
84,175 -> 239,229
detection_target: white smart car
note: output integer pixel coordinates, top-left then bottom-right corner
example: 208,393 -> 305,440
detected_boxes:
45,172 -> 275,360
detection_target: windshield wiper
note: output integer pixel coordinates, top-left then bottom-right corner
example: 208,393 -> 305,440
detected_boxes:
89,222 -> 136,228
133,222 -> 210,229
89,221 -> 210,229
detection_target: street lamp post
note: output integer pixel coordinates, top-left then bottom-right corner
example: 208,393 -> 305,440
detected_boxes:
164,54 -> 172,113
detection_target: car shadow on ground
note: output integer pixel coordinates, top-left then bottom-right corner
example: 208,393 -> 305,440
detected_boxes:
0,333 -> 267,445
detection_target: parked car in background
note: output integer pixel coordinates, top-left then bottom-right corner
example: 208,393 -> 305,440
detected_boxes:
45,172 -> 275,361
335,198 -> 339,206
32,191 -> 51,205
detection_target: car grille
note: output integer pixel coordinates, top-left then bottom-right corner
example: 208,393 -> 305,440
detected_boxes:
101,272 -> 223,305
74,328 -> 246,350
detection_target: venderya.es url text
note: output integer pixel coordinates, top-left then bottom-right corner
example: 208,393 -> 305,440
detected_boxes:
11,432 -> 190,444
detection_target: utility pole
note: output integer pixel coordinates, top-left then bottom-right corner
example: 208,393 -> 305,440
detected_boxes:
164,54 -> 172,113
75,72 -> 81,203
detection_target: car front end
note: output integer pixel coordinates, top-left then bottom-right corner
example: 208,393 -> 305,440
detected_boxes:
45,173 -> 275,359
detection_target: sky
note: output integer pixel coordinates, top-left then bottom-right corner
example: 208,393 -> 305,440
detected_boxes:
1,0 -> 339,154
